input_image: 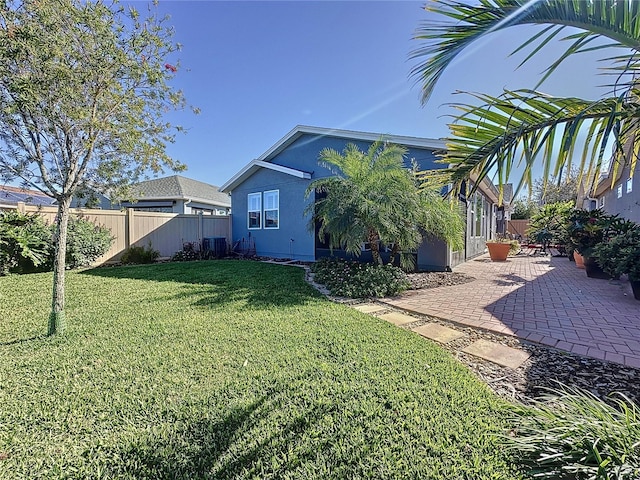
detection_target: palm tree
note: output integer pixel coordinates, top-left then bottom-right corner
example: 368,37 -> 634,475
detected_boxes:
305,141 -> 464,269
410,0 -> 640,198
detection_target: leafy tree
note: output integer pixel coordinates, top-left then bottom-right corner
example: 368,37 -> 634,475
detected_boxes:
411,0 -> 640,198
0,1 -> 190,334
510,198 -> 539,220
305,141 -> 464,270
532,171 -> 579,206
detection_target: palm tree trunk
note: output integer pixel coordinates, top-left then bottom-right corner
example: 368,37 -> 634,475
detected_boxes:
48,197 -> 71,336
389,244 -> 400,266
368,229 -> 383,265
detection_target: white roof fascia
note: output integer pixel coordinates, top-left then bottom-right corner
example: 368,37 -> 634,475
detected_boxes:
468,172 -> 501,204
257,125 -> 447,162
220,159 -> 311,193
122,195 -> 231,207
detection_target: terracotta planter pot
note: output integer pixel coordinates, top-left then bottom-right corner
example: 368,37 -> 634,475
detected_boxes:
574,251 -> 585,269
630,280 -> 640,300
486,242 -> 511,262
583,256 -> 612,279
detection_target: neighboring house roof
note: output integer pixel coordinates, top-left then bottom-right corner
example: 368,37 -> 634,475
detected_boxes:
220,125 -> 447,192
502,184 -> 514,205
0,185 -> 56,208
129,175 -> 231,208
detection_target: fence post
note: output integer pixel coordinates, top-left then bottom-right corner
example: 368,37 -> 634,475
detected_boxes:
125,208 -> 135,249
228,213 -> 233,253
17,201 -> 26,213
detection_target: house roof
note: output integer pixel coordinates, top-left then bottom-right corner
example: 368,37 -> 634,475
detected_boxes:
502,184 -> 514,205
220,125 -> 447,192
130,175 -> 230,207
220,160 -> 311,193
257,125 -> 447,162
0,185 -> 56,207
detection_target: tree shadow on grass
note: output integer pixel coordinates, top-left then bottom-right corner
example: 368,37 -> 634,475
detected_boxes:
0,334 -> 45,347
105,382 -> 341,479
81,260 -> 322,310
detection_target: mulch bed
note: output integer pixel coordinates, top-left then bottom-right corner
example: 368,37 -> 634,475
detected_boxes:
397,271 -> 640,405
396,313 -> 640,406
406,271 -> 475,290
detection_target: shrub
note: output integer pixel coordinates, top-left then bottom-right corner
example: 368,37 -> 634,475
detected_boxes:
0,210 -> 52,275
65,216 -> 113,268
311,257 -> 410,298
593,224 -> 640,281
0,211 -> 113,273
509,385 -> 640,479
171,242 -> 201,262
120,243 -> 159,264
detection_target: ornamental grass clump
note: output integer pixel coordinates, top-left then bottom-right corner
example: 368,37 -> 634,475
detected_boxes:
311,257 -> 410,298
509,385 -> 640,479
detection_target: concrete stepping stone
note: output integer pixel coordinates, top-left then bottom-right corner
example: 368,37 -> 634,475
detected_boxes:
462,339 -> 530,369
378,312 -> 416,326
353,304 -> 387,314
412,323 -> 465,344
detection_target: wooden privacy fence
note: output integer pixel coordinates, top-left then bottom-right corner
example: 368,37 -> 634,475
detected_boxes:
14,202 -> 230,265
506,220 -> 530,240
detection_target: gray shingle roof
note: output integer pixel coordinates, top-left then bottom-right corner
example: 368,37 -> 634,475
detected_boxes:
502,184 -> 514,204
132,175 -> 230,207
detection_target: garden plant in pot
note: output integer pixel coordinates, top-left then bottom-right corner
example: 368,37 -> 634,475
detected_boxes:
526,201 -> 573,255
486,235 -> 520,261
566,209 -> 619,278
593,223 -> 640,300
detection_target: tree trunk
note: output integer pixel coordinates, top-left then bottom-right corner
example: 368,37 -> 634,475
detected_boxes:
48,197 -> 71,336
368,229 -> 383,266
389,244 -> 400,266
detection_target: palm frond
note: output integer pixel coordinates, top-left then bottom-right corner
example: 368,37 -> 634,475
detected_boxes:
432,89 -> 640,197
411,0 -> 640,104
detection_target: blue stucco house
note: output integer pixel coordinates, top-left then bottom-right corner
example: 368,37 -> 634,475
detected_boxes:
220,125 -> 501,271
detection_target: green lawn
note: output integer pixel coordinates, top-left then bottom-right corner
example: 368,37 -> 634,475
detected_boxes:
0,261 -> 520,479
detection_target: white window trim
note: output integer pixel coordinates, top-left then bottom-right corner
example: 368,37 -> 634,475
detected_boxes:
248,192 -> 261,230
263,189 -> 279,230
617,184 -> 623,199
627,177 -> 633,194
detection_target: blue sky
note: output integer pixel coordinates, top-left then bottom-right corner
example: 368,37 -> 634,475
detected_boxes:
150,1 -> 614,188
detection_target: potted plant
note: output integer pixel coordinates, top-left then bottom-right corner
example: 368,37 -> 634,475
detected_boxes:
566,209 -> 619,278
526,201 -> 573,255
486,235 -> 519,261
593,224 -> 640,300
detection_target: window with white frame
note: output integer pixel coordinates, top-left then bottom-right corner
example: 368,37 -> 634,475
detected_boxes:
263,190 -> 279,229
617,185 -> 623,199
248,193 -> 261,229
598,196 -> 605,208
627,177 -> 633,194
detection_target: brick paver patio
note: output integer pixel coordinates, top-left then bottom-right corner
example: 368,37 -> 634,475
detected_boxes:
381,253 -> 640,368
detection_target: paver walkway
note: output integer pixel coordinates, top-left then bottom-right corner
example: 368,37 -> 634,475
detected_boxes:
381,254 -> 640,368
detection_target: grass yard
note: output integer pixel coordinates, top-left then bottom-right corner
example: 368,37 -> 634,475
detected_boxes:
0,260 -> 521,479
